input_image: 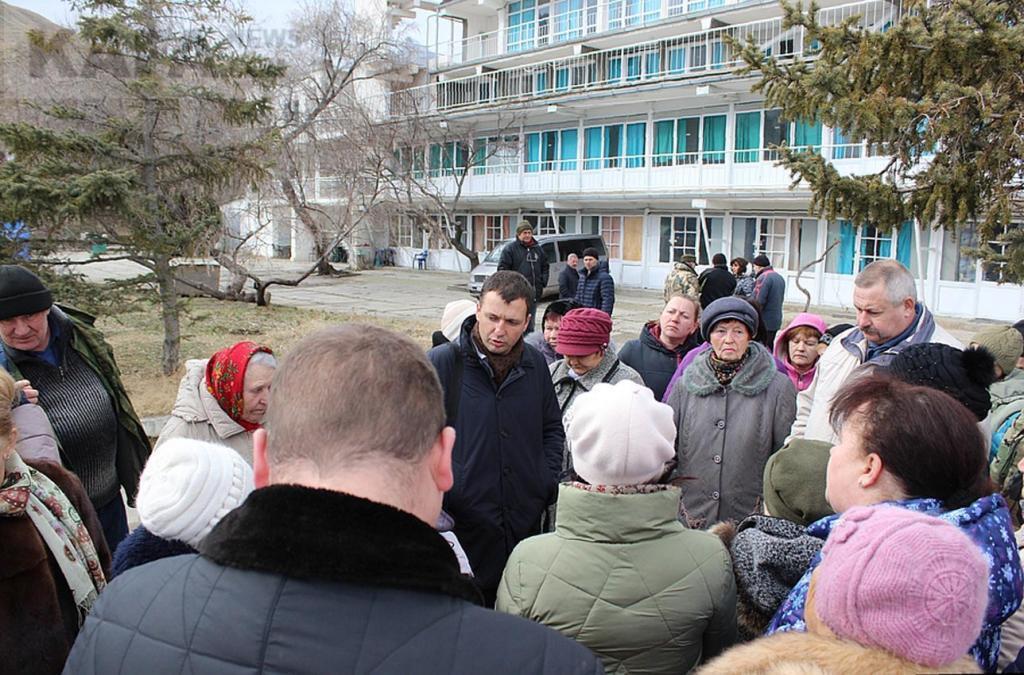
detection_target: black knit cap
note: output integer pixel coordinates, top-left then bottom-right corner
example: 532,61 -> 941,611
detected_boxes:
0,265 -> 53,321
887,343 -> 997,421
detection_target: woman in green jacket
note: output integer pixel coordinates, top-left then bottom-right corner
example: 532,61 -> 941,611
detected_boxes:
496,380 -> 737,674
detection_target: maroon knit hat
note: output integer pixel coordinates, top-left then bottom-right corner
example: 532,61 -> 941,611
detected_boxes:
556,308 -> 612,357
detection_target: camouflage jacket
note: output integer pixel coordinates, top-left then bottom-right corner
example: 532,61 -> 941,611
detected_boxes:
663,262 -> 700,302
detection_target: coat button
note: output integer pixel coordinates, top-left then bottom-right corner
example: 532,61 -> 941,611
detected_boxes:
713,454 -> 722,464
711,491 -> 720,500
501,430 -> 510,439
715,420 -> 725,430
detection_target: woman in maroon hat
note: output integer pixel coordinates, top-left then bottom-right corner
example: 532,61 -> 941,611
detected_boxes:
550,308 -> 644,476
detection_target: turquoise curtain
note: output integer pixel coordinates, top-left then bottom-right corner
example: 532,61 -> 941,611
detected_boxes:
702,115 -> 726,164
584,126 -> 602,170
473,138 -> 486,175
838,221 -> 855,274
560,129 -> 578,170
645,52 -> 660,78
525,133 -> 540,173
537,70 -> 549,92
625,122 -> 645,168
897,221 -> 913,267
607,57 -> 622,81
627,55 -> 641,81
711,40 -> 725,69
429,143 -> 442,176
735,111 -> 760,163
668,47 -> 685,74
794,118 -> 822,150
654,120 -> 674,166
556,67 -> 570,91
604,124 -> 623,167
833,127 -> 860,159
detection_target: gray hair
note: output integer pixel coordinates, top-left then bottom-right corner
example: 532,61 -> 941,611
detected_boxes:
854,260 -> 917,305
248,351 -> 278,369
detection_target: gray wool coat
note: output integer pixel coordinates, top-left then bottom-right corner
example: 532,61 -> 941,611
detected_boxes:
667,342 -> 796,528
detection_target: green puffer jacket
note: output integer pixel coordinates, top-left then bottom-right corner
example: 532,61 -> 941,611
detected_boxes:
496,484 -> 738,674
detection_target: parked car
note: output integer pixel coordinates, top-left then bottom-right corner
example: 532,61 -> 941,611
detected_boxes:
469,234 -> 608,298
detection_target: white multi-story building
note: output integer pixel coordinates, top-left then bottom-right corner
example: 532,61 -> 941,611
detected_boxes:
382,0 -> 1023,320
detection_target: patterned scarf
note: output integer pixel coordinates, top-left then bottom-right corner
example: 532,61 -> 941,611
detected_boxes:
707,347 -> 751,386
570,482 -> 672,495
0,452 -> 106,622
471,323 -> 525,386
206,341 -> 274,432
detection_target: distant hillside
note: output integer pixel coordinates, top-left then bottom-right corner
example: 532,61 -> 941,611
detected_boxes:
0,1 -> 65,46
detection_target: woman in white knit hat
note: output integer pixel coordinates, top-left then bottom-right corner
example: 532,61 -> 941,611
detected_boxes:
496,380 -> 737,673
111,438 -> 254,577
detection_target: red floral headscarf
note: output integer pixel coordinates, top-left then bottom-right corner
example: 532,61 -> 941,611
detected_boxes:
205,341 -> 274,432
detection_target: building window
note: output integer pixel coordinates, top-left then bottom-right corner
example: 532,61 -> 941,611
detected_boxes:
482,215 -> 511,251
659,215 -> 709,264
762,109 -> 790,160
395,215 -> 416,248
735,111 -> 761,163
832,127 -> 862,159
601,216 -> 623,259
857,225 -> 893,270
507,0 -> 538,52
608,0 -> 659,29
757,217 -> 789,269
983,224 -> 1017,282
702,115 -> 726,164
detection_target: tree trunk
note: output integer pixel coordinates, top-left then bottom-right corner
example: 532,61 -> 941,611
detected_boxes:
154,255 -> 181,375
313,236 -> 336,276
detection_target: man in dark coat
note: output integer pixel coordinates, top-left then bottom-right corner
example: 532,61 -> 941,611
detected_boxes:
574,248 -> 615,315
752,254 -> 786,345
619,294 -> 702,401
558,253 -> 580,299
699,253 -> 738,308
64,324 -> 602,675
428,271 -> 564,606
0,265 -> 151,552
498,221 -> 549,332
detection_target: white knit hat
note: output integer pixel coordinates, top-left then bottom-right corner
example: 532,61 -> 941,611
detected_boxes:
567,381 -> 676,486
137,438 -> 254,548
441,299 -> 477,342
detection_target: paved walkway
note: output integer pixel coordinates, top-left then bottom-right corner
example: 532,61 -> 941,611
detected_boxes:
63,253 -> 994,345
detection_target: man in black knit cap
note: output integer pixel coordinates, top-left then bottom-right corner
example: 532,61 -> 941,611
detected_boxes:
0,265 -> 150,551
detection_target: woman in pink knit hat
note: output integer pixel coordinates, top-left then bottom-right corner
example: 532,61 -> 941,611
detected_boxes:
699,505 -> 987,674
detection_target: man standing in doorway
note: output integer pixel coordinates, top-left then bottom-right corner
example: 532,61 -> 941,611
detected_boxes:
752,254 -> 785,345
498,221 -> 549,333
428,271 -> 564,605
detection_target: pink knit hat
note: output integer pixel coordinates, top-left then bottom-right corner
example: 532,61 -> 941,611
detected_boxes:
556,308 -> 612,357
813,505 -> 988,667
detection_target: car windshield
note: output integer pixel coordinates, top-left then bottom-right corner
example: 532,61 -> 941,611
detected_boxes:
483,241 -> 510,263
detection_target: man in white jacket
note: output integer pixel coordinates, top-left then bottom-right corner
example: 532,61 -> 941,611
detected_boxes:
789,260 -> 961,444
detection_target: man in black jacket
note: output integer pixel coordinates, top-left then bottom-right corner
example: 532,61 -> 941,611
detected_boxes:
698,253 -> 737,308
427,271 -> 564,606
574,248 -> 615,315
498,222 -> 549,332
558,253 -> 580,299
64,324 -> 601,675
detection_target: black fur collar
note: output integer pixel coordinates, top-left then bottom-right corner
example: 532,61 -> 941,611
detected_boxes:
199,485 -> 481,604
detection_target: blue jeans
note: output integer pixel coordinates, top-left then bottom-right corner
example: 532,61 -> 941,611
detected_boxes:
96,495 -> 129,554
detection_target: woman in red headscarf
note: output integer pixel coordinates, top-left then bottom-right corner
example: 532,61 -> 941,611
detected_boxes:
154,341 -> 275,463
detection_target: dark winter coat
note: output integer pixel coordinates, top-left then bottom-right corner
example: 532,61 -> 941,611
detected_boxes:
110,525 -> 196,578
64,485 -> 603,675
1,460 -> 111,675
498,239 -> 550,300
3,305 -> 151,505
698,265 -> 738,308
575,266 -> 615,315
618,321 -> 701,402
558,265 -> 580,299
753,268 -> 786,332
427,318 -> 565,602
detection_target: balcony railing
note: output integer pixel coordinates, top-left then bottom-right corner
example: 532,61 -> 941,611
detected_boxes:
391,0 -> 899,116
431,0 -> 756,69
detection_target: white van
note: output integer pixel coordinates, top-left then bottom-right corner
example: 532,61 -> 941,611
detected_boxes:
468,234 -> 608,298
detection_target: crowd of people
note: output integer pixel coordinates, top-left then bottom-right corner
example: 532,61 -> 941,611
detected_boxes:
4,256 -> 1024,674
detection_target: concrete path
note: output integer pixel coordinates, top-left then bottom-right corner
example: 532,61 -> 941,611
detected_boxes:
61,252 -> 995,345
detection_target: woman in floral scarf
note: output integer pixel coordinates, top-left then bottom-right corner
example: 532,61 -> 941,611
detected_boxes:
155,341 -> 275,462
0,369 -> 110,674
